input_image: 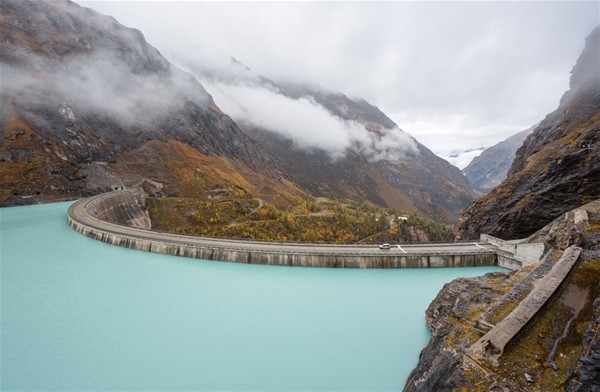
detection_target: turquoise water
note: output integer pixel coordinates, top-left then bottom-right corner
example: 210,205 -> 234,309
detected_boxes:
1,202 -> 504,391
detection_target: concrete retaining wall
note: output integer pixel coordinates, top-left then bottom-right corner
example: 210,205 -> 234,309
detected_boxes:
480,234 -> 544,267
574,208 -> 589,229
497,253 -> 524,270
85,188 -> 151,229
467,245 -> 582,364
514,243 -> 545,265
68,190 -> 501,269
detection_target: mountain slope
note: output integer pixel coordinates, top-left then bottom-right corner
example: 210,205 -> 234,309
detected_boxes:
0,0 -> 301,206
0,0 -> 472,225
191,63 -> 474,223
252,86 -> 473,222
462,126 -> 535,193
455,26 -> 600,240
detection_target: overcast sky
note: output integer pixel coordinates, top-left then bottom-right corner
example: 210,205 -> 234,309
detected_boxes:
80,1 -> 599,167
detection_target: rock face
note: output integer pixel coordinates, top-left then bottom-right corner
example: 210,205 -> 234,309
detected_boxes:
567,295 -> 600,392
404,272 -> 513,391
278,84 -> 474,223
406,199 -> 600,392
455,26 -> 600,240
0,0 -> 300,206
462,126 -> 534,194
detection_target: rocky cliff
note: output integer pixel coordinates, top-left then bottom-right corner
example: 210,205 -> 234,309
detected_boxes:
0,0 -> 301,206
455,26 -> 600,240
462,126 -> 534,194
406,199 -> 600,391
408,25 -> 600,391
278,84 -> 474,223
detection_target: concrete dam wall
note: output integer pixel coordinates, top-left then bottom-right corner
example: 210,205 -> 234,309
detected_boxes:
467,245 -> 582,364
68,189 -> 517,269
85,189 -> 151,229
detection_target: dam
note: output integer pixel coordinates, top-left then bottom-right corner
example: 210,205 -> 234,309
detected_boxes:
67,189 -> 540,270
3,201 -> 506,390
63,192 -> 593,388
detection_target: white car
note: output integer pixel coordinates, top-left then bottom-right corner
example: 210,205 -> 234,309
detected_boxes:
379,243 -> 391,250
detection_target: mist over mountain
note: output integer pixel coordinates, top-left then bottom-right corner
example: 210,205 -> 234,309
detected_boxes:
179,57 -> 417,161
207,81 -> 415,159
0,0 -> 473,224
3,49 -> 210,126
0,0 -> 300,206
177,57 -> 474,222
443,147 -> 485,170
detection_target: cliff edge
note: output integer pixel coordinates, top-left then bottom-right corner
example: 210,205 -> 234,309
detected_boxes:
405,199 -> 600,391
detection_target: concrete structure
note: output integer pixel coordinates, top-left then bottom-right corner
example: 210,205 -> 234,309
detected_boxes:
480,234 -> 545,268
574,208 -> 589,229
467,245 -> 582,364
85,189 -> 151,229
67,189 -> 540,269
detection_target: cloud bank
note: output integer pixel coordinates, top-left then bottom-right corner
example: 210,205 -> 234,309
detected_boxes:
81,0 -> 599,163
3,49 -> 210,126
446,148 -> 485,170
204,80 -> 416,160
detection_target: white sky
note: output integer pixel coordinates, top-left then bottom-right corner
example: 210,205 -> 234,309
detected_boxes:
80,1 -> 599,166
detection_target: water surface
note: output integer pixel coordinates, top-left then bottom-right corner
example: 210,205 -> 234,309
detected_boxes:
1,202 -> 504,390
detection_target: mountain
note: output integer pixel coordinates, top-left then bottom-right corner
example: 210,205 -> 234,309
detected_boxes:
462,126 -> 535,194
279,84 -> 475,222
455,26 -> 600,240
188,62 -> 474,223
0,0 -> 302,206
0,0 -> 472,224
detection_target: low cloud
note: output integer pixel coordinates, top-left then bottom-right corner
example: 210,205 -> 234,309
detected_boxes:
446,148 -> 485,170
81,1 -> 599,158
366,126 -> 418,161
2,49 -> 210,126
204,80 -> 416,160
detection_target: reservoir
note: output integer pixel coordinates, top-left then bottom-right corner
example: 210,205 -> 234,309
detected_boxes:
1,202 -> 504,390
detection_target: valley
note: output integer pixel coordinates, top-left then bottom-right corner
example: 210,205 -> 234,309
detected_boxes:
1,0 -> 599,391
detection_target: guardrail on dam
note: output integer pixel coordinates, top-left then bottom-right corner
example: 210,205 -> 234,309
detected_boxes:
67,189 -> 537,269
